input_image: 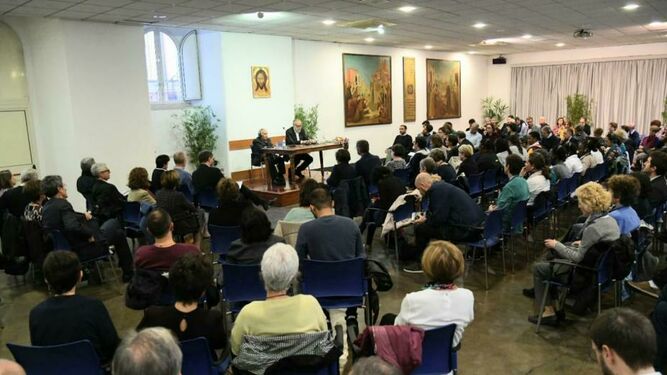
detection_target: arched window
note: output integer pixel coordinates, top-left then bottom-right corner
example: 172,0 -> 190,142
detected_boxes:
144,31 -> 182,104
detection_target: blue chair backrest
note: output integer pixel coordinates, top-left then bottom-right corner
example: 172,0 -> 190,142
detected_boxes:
180,337 -> 217,375
531,191 -> 552,220
482,168 -> 499,192
412,325 -> 457,374
391,196 -> 415,223
220,262 -> 265,303
123,201 -> 142,227
7,340 -> 102,375
596,249 -> 613,286
484,209 -> 504,240
567,173 -> 581,195
208,225 -> 241,256
49,229 -> 72,251
510,200 -> 528,234
301,257 -> 366,298
555,178 -> 569,203
197,190 -> 218,210
393,168 -> 411,186
467,172 -> 483,196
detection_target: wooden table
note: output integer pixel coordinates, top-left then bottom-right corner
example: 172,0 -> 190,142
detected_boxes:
260,141 -> 344,187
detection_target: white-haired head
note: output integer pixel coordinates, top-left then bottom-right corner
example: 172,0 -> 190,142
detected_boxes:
261,243 -> 299,293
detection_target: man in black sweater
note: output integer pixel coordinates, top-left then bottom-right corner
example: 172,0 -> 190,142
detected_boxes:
392,124 -> 413,150
285,119 -> 313,179
354,140 -> 381,188
644,151 -> 667,206
150,154 -> 170,193
76,157 -> 96,208
29,251 -> 120,363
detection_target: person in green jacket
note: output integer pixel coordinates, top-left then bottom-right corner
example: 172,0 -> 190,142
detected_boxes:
489,154 -> 530,231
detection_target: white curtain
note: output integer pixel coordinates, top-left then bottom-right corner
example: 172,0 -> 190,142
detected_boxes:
510,58 -> 667,134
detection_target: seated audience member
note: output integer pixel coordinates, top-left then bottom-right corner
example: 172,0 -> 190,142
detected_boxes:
581,137 -> 604,176
112,327 -> 182,375
0,169 -> 14,195
407,136 -> 429,181
553,117 -> 566,138
392,124 -> 412,150
227,208 -> 284,264
579,116 -> 592,135
495,138 -> 510,167
640,125 -> 661,151
284,178 -> 320,222
41,175 -> 133,281
22,179 -> 44,224
419,157 -> 440,180
489,154 -> 529,229
624,123 -> 641,150
30,251 -> 120,362
0,168 -> 39,217
355,140 -> 381,188
430,149 -> 456,184
127,167 -> 156,205
551,146 -> 573,183
630,171 -> 652,220
539,126 -> 559,151
590,308 -> 660,375
406,173 -> 484,273
465,124 -> 482,150
525,182 -> 619,325
436,126 -> 447,140
296,188 -> 364,260
172,151 -> 195,196
538,116 -> 549,129
327,149 -> 358,189
359,167 -> 406,243
562,127 -> 578,149
654,286 -> 667,372
457,131 -> 472,149
230,243 -> 327,356
0,359 -> 25,375
251,128 -> 287,186
430,135 -> 447,155
508,135 -> 527,161
592,127 -> 603,141
420,121 -> 434,149
133,209 -> 199,271
384,144 -> 407,172
526,131 -> 542,155
564,142 -> 584,175
349,356 -> 401,375
521,153 -> 551,206
475,139 -> 501,172
483,123 -> 499,141
137,253 -> 225,357
607,175 -> 641,236
76,157 -> 96,205
151,154 -> 170,193
90,163 -> 125,224
445,134 -> 459,159
285,119 -> 314,178
642,151 -> 667,206
391,241 -> 474,347
156,170 -> 200,244
457,144 -> 478,177
208,178 -> 252,226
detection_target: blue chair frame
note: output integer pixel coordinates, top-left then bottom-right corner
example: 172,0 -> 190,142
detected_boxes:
220,262 -> 265,313
503,200 -> 528,273
412,325 -> 458,375
388,197 -> 417,270
7,340 -> 103,375
180,337 -> 230,375
464,208 -> 504,289
208,225 -> 241,262
197,190 -> 218,211
481,168 -> 500,196
467,172 -> 484,199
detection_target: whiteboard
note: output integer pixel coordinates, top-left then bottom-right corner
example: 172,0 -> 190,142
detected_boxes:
0,110 -> 33,170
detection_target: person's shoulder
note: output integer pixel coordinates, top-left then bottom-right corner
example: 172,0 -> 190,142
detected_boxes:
293,294 -> 321,308
175,243 -> 200,253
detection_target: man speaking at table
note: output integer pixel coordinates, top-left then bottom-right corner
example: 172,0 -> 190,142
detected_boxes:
285,119 -> 314,179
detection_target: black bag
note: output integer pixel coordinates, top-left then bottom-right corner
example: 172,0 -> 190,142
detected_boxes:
608,236 -> 634,280
366,259 -> 393,292
125,268 -> 167,310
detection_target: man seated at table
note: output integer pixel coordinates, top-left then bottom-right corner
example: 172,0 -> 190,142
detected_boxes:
251,128 -> 287,186
285,119 -> 314,179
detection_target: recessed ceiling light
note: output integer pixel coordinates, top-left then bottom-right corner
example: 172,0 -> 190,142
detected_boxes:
555,42 -> 565,47
622,3 -> 640,10
649,21 -> 667,27
468,51 -> 477,54
377,24 -> 385,34
424,45 -> 433,49
322,19 -> 335,25
468,44 -> 477,47
473,22 -> 487,29
153,15 -> 166,19
364,37 -> 375,42
521,34 -> 532,39
398,5 -> 417,12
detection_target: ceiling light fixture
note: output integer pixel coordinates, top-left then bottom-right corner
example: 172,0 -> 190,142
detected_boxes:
473,22 -> 487,29
649,21 -> 667,27
364,37 -> 375,42
152,15 -> 166,19
398,6 -> 417,13
521,34 -> 532,39
322,19 -> 335,25
555,42 -> 565,47
622,3 -> 640,10
468,51 -> 477,54
377,24 -> 385,34
424,45 -> 433,49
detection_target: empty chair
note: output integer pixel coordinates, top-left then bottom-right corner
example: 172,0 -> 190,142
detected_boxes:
466,172 -> 484,198
180,337 -> 229,375
482,168 -> 500,196
220,262 -> 265,314
463,208 -> 504,289
208,225 -> 241,261
7,340 -> 103,375
503,200 -> 528,273
411,325 -> 458,375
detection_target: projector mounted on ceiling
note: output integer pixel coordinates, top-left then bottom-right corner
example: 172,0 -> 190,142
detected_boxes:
573,29 -> 593,39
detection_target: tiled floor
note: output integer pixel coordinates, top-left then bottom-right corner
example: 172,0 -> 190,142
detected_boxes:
0,203 -> 658,374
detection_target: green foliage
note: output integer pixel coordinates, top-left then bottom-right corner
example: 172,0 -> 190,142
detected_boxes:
172,106 -> 219,164
662,97 -> 667,125
480,97 -> 509,123
566,94 -> 593,126
294,104 -> 319,139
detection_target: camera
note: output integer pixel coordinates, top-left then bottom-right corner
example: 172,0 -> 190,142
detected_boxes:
257,11 -> 264,19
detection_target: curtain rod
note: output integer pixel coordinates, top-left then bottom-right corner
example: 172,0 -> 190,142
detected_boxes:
509,54 -> 667,68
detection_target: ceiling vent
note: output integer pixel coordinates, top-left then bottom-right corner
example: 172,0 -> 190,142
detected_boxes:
573,29 -> 593,39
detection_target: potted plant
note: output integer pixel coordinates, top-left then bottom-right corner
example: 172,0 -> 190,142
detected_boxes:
566,94 -> 593,126
172,106 -> 220,165
294,104 -> 319,139
481,97 -> 509,123
662,97 -> 667,125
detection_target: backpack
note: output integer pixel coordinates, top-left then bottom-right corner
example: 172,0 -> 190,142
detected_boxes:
125,268 -> 167,310
365,259 -> 394,325
608,236 -> 634,280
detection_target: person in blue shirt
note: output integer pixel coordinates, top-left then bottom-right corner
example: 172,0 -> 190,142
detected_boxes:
607,175 -> 640,236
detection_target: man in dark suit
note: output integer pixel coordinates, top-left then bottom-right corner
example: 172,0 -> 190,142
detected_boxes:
354,140 -> 381,188
89,163 -> 125,225
150,154 -> 169,193
392,124 -> 412,150
407,136 -> 429,184
76,157 -> 96,207
41,175 -> 133,281
644,151 -> 667,206
285,119 -> 313,179
251,128 -> 287,186
540,126 -> 559,151
579,116 -> 592,136
561,127 -> 579,149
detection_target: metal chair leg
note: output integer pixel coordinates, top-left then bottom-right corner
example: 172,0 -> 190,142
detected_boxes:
500,238 -> 506,275
597,283 -> 602,315
536,281 -> 551,333
483,245 -> 489,290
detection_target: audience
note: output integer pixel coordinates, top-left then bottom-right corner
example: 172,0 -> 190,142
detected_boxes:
407,136 -> 429,182
283,178 -> 320,222
521,153 -> 551,206
489,154 -> 529,229
654,286 -> 667,372
172,151 -> 194,196
581,137 -> 604,176
208,178 -> 252,226
420,121 -> 434,149
355,140 -> 381,188
349,356 -> 401,375
155,170 -> 200,245
227,208 -> 284,264
30,251 -> 119,362
564,142 -> 584,175
0,168 -> 39,218
630,171 -> 652,220
22,179 -> 44,224
526,131 -> 542,155
326,149 -> 357,189
495,138 -> 510,167
385,144 -> 408,171
76,157 -> 96,205
475,139 -> 501,172
133,209 -> 199,271
430,149 -> 456,184
127,167 -> 156,205
445,134 -> 459,159
607,175 -> 641,236
90,162 -> 125,225
392,124 -> 412,150
551,145 -> 573,183
457,144 -> 478,177
539,126 -> 559,151
508,135 -> 526,161
643,151 -> 667,206
150,154 -> 170,193
465,124 -> 482,150
137,253 -> 225,357
112,327 -> 181,375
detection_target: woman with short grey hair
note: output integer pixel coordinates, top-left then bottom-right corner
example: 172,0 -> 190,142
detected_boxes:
112,327 -> 182,375
230,243 -> 327,356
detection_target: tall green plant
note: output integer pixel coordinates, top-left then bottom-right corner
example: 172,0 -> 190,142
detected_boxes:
481,97 -> 509,123
172,106 -> 219,164
294,104 -> 319,139
566,94 -> 593,126
662,97 -> 667,125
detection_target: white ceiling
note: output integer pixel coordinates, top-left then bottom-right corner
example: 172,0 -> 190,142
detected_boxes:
1,0 -> 667,54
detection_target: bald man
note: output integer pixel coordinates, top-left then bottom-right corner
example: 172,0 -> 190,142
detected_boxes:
251,128 -> 288,186
404,173 -> 485,273
0,360 -> 25,375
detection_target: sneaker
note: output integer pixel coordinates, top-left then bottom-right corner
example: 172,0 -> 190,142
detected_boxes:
402,264 -> 423,273
626,280 -> 659,299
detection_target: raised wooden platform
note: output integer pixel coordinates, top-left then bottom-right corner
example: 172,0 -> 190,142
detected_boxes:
244,171 -> 325,207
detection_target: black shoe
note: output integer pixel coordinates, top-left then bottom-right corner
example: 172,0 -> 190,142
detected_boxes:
346,316 -> 359,336
528,314 -> 559,327
522,288 -> 535,299
295,171 -> 305,179
272,177 -> 286,186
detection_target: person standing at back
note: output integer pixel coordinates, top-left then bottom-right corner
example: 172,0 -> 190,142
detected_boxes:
392,124 -> 412,150
151,154 -> 170,193
173,151 -> 195,196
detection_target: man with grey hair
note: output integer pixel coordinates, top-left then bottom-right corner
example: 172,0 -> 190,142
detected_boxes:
90,163 -> 125,225
0,168 -> 39,217
252,128 -> 287,186
285,119 -> 313,179
76,157 -> 96,205
173,151 -> 194,197
112,327 -> 182,375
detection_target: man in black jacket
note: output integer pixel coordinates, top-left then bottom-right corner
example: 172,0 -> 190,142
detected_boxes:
354,140 -> 381,188
579,116 -> 592,136
251,128 -> 287,186
540,126 -> 559,151
392,124 -> 412,150
90,163 -> 125,225
285,119 -> 313,179
41,175 -> 133,281
643,151 -> 667,206
76,157 -> 96,208
151,154 -> 170,193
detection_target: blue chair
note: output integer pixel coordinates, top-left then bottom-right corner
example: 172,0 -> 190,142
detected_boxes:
180,337 -> 229,375
300,257 -> 369,325
7,340 -> 103,375
393,168 -> 411,186
412,325 -> 458,375
464,208 -> 504,289
197,190 -> 218,211
467,172 -> 484,199
220,262 -> 265,314
122,201 -> 143,246
388,197 -> 416,269
208,225 -> 241,261
566,172 -> 581,197
481,168 -> 500,196
503,200 -> 528,273
528,191 -> 553,261
48,229 -> 72,251
367,184 -> 379,198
